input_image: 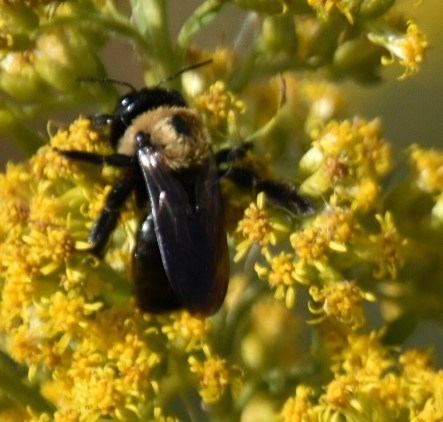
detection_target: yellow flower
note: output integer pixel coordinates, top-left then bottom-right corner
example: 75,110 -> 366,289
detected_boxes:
53,308 -> 161,420
409,144 -> 443,224
281,386 -> 316,422
309,281 -> 375,329
50,118 -> 109,153
153,407 -> 180,422
412,403 -> 443,422
368,20 -> 428,79
194,80 -> 245,138
235,192 -> 289,262
255,251 -> 309,308
290,205 -> 357,270
300,118 -> 391,211
367,212 -> 407,279
188,354 -> 234,404
337,331 -> 393,377
409,145 -> 443,194
400,348 -> 434,376
160,311 -> 212,352
307,0 -> 357,23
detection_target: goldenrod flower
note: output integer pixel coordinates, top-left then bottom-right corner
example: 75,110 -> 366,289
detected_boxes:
160,311 -> 212,353
300,118 -> 391,211
234,192 -> 289,262
317,374 -> 363,418
188,354 -> 234,404
281,385 -> 316,422
409,145 -> 443,194
255,250 -> 309,308
367,212 -> 407,279
368,20 -> 428,79
0,0 -> 441,420
309,281 -> 375,328
290,205 -> 357,271
409,145 -> 443,225
194,81 -> 245,139
307,0 -> 357,23
153,406 -> 180,422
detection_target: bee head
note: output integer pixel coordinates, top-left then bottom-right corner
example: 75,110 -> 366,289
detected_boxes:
119,107 -> 212,171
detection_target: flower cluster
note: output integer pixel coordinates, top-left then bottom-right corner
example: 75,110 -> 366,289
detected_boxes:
0,0 -> 440,421
282,333 -> 443,421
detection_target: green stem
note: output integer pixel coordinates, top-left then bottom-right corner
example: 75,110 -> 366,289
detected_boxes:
212,277 -> 267,356
227,55 -> 315,92
177,0 -> 225,50
129,0 -> 177,83
0,351 -> 55,414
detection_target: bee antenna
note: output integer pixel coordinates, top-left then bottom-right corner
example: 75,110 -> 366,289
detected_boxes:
159,59 -> 213,85
77,77 -> 136,92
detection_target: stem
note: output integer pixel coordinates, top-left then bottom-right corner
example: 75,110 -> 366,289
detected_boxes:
0,352 -> 55,414
129,0 -> 177,83
177,0 -> 225,50
227,55 -> 313,92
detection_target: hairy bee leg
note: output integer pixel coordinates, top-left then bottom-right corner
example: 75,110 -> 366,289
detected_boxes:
221,166 -> 315,215
255,179 -> 315,215
215,141 -> 253,165
133,214 -> 182,313
56,149 -> 135,167
88,176 -> 135,256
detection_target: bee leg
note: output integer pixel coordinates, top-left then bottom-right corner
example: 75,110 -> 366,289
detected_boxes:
221,166 -> 315,216
215,141 -> 253,165
254,179 -> 315,215
56,149 -> 135,167
88,176 -> 135,256
132,214 -> 182,313
90,114 -> 114,129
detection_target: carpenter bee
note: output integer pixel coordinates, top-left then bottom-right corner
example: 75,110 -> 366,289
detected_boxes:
57,67 -> 314,316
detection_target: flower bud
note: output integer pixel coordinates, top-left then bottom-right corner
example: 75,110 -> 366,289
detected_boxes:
0,52 -> 43,101
34,30 -> 102,92
360,0 -> 395,19
331,36 -> 382,81
259,15 -> 298,55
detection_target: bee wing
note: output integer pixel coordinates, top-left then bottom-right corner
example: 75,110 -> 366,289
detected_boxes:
137,147 -> 229,315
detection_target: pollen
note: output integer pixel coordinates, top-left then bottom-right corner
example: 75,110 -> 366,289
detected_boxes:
300,118 -> 391,210
290,205 -> 357,268
188,354 -> 231,404
307,0 -> 356,23
160,311 -> 212,352
50,118 -> 108,153
409,145 -> 443,194
368,20 -> 428,79
280,386 -> 315,422
321,374 -> 360,412
22,223 -> 75,273
255,251 -> 309,308
194,80 -> 245,131
309,281 -> 375,328
368,212 -> 407,279
234,193 -> 289,262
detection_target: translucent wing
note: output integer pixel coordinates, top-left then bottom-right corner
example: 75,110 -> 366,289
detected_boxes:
137,147 -> 229,315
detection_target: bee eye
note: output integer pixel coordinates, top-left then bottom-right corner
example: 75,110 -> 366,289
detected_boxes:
135,132 -> 151,148
170,115 -> 192,137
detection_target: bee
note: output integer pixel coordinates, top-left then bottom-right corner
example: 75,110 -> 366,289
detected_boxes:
57,68 -> 314,316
